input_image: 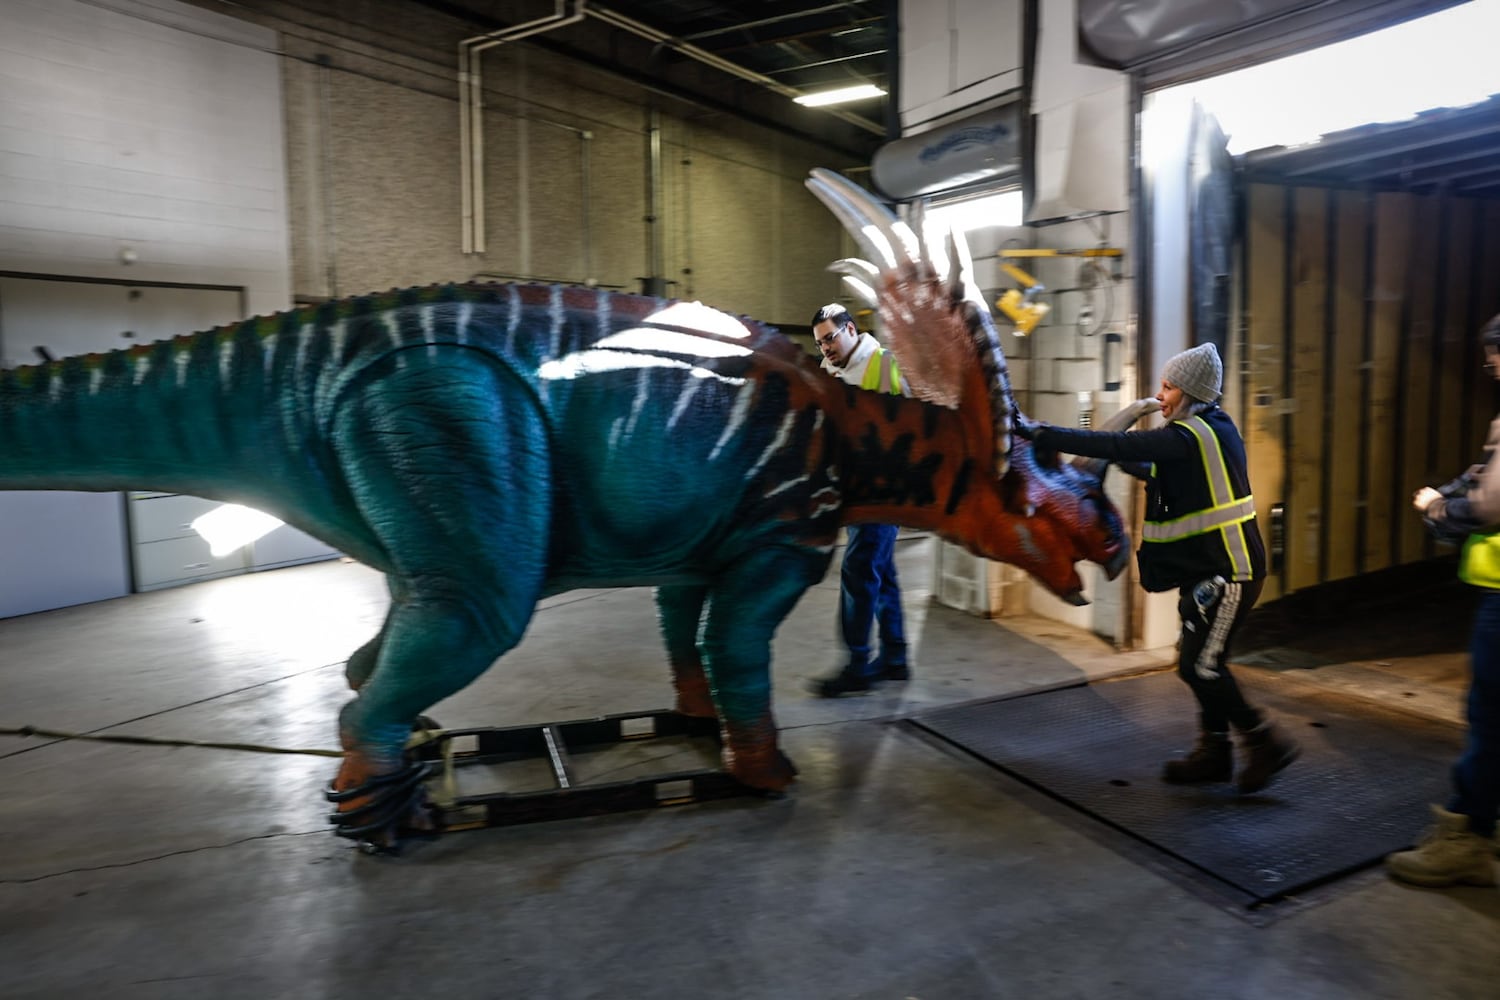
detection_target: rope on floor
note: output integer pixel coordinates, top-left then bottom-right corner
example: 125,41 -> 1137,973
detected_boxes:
0,724 -> 343,758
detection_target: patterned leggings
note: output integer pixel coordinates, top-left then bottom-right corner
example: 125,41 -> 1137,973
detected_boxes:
1175,575 -> 1266,733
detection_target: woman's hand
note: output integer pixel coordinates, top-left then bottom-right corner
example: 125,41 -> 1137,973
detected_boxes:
1412,486 -> 1442,514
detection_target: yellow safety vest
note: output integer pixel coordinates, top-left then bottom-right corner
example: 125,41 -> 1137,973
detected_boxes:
858,347 -> 904,396
1460,530 -> 1500,590
1140,414 -> 1258,580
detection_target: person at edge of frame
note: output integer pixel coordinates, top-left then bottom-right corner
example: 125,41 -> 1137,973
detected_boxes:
1016,342 -> 1299,794
1386,313 -> 1500,888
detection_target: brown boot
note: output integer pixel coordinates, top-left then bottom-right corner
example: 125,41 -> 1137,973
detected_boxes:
1237,721 -> 1299,793
1386,805 -> 1497,887
1162,730 -> 1233,784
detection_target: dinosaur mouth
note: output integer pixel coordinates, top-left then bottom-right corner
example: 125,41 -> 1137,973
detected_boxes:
1104,547 -> 1129,580
1063,588 -> 1089,607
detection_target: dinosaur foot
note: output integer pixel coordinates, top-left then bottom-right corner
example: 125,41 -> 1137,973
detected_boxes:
722,719 -> 798,795
325,760 -> 439,855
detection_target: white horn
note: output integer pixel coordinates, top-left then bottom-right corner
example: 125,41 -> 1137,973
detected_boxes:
806,168 -> 920,271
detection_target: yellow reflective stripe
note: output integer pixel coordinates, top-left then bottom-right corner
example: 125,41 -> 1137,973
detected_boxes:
1142,496 -> 1256,540
1181,417 -> 1234,505
859,348 -> 903,395
1144,416 -> 1255,578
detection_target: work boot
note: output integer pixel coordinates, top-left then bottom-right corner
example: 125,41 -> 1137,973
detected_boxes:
1161,730 -> 1232,784
1236,721 -> 1299,793
808,665 -> 872,698
1385,805 -> 1498,888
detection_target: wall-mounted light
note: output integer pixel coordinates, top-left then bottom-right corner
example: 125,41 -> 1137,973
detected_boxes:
794,84 -> 885,107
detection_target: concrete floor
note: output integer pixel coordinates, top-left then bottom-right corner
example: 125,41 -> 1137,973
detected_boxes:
2,537 -> 1497,999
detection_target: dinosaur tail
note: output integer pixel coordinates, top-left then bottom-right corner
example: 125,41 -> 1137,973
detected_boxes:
0,321 -> 302,498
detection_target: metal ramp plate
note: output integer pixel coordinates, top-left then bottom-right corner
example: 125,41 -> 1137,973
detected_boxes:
909,668 -> 1464,906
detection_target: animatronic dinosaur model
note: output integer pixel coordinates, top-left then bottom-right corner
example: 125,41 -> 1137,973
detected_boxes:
0,169 -> 1147,850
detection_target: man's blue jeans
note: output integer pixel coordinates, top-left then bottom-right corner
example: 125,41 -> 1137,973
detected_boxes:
839,524 -> 906,673
1451,588 -> 1500,838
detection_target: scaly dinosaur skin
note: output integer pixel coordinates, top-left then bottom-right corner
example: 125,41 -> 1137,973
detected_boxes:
0,232 -> 1132,852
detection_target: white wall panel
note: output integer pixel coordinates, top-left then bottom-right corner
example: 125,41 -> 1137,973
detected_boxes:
0,0 -> 289,316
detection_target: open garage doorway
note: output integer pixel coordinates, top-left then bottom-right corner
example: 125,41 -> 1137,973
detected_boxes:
1138,0 -> 1500,607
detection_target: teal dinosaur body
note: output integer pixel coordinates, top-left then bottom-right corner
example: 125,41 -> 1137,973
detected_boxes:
0,283 -> 842,585
2,180 -> 1138,849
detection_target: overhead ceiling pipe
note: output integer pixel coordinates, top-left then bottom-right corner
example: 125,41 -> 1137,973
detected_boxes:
457,1 -> 885,254
459,0 -> 587,254
585,5 -> 884,138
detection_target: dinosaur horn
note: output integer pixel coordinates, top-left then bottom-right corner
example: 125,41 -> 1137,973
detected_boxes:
806,168 -> 922,272
1068,398 -> 1159,479
945,223 -> 987,310
828,258 -> 880,310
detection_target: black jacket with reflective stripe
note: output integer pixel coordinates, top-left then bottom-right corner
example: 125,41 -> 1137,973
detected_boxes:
1035,405 -> 1266,592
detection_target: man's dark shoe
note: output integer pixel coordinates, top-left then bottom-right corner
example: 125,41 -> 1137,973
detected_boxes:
872,659 -> 910,681
808,667 -> 872,698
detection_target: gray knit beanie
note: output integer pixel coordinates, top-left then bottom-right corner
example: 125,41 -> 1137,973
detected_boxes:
1161,343 -> 1223,403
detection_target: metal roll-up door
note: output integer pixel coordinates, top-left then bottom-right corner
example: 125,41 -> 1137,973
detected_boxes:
1079,0 -> 1467,90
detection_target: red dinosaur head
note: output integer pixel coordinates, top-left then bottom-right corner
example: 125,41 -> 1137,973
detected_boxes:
806,169 -> 1148,606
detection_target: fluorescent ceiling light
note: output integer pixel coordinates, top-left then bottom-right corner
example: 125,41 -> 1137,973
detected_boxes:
794,84 -> 885,107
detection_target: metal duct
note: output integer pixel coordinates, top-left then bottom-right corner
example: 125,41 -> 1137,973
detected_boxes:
870,103 -> 1021,201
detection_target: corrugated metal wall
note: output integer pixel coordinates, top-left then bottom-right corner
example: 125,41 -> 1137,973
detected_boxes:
1243,182 -> 1500,602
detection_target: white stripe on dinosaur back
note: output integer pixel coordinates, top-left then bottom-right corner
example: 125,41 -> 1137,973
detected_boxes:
420,303 -> 437,359
135,354 -> 153,387
666,376 -> 702,431
175,349 -> 191,388
89,366 -> 103,395
743,409 -> 795,483
328,319 -> 347,365
457,300 -> 473,347
537,349 -> 745,386
596,328 -> 752,358
764,474 -> 809,500
623,367 -> 651,439
646,302 -> 753,340
218,339 -> 234,386
708,383 -> 755,462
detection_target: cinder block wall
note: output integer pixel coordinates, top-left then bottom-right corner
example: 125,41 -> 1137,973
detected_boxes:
258,0 -> 856,327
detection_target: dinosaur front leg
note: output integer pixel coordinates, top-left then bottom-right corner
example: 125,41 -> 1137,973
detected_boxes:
325,350 -> 550,850
700,545 -> 829,791
655,584 -> 716,718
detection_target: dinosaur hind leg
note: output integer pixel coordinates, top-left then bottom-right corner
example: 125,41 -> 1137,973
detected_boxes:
700,544 -> 830,791
655,584 -> 716,718
326,351 -> 550,849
